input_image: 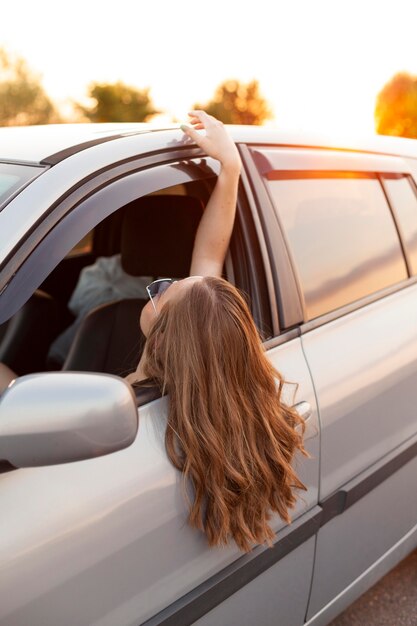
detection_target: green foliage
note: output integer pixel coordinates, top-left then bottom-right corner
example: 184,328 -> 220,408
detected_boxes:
375,72 -> 417,138
0,49 -> 59,126
78,82 -> 159,123
193,79 -> 273,125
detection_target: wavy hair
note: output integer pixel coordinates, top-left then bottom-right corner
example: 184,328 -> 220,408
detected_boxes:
142,276 -> 308,552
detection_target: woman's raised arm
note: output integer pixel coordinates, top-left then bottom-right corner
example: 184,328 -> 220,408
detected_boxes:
180,111 -> 242,278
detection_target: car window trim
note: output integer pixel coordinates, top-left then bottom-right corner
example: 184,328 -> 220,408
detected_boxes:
379,172 -> 417,277
239,144 -> 304,334
237,147 -> 280,337
267,170 -> 380,180
249,145 -> 411,176
232,174 -> 274,339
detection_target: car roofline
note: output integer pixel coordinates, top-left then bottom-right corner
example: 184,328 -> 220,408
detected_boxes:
1,123 -> 417,167
40,127 -> 182,166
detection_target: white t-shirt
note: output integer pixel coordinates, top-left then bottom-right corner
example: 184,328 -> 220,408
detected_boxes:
68,254 -> 151,317
48,254 -> 151,365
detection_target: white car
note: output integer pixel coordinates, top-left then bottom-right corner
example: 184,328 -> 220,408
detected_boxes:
0,123 -> 417,626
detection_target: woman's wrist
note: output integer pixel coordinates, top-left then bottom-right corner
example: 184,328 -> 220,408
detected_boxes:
219,158 -> 242,177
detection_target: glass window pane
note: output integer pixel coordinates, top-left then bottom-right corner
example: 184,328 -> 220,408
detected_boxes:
267,175 -> 407,320
0,163 -> 44,209
383,176 -> 417,275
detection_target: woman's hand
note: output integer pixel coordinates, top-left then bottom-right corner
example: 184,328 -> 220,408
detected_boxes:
181,110 -> 242,173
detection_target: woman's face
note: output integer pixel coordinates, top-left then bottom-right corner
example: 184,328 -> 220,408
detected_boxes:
140,276 -> 203,337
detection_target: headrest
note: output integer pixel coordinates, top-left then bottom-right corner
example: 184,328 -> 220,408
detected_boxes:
121,194 -> 204,277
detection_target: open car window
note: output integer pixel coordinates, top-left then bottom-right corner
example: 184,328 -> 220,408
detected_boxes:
0,156 -> 268,387
0,175 -> 227,382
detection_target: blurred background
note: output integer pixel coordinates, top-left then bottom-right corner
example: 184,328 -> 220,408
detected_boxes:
0,0 -> 416,138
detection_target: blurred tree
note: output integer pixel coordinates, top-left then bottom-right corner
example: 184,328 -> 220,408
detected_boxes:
77,82 -> 159,122
0,48 -> 59,126
375,72 -> 417,138
193,79 -> 273,125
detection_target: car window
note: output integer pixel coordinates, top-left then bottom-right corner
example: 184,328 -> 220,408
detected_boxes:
0,163 -> 45,210
65,184 -> 189,259
0,168 -> 248,382
381,174 -> 417,276
266,173 -> 408,320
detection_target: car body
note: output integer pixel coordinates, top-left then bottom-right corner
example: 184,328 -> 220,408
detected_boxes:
0,122 -> 417,626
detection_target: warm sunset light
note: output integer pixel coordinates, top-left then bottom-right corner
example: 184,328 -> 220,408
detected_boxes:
1,1 -> 417,623
1,0 -> 417,135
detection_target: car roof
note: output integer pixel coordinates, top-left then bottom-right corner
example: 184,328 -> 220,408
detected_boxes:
1,122 -> 417,165
0,123 -> 155,164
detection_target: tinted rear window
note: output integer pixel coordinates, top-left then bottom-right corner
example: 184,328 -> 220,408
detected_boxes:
0,163 -> 45,210
267,173 -> 407,320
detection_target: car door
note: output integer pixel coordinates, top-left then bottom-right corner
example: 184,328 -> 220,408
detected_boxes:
244,143 -> 417,625
0,141 -> 319,626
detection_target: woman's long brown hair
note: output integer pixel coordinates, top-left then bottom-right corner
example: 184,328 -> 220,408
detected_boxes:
143,277 -> 308,552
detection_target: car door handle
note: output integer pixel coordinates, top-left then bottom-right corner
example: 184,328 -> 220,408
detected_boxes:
293,401 -> 312,423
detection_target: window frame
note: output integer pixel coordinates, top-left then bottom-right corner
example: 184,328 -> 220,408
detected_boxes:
239,144 -> 303,338
379,172 -> 417,276
0,151 -> 268,338
242,144 -> 417,339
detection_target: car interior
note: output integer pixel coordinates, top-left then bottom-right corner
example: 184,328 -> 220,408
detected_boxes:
0,178 -> 234,385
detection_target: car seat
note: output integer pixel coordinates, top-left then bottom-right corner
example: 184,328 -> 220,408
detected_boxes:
0,290 -> 74,375
62,194 -> 204,376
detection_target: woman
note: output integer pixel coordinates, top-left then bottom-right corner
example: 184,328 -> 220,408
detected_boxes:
127,111 -> 308,553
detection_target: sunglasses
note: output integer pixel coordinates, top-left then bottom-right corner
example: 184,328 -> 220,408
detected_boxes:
146,278 -> 175,314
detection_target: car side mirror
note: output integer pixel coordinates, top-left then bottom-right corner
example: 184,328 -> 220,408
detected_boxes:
0,372 -> 138,468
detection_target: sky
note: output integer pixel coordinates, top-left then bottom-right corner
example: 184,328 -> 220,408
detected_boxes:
1,0 -> 417,135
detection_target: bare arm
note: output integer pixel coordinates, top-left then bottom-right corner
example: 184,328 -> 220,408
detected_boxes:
181,111 -> 242,277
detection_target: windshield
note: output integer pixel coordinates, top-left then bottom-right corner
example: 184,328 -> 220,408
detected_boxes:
0,163 -> 45,210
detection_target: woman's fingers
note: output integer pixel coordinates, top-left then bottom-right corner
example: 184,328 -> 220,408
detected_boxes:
180,124 -> 204,144
188,110 -> 216,126
188,117 -> 204,125
188,109 -> 208,117
187,111 -> 224,134
180,111 -> 210,136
